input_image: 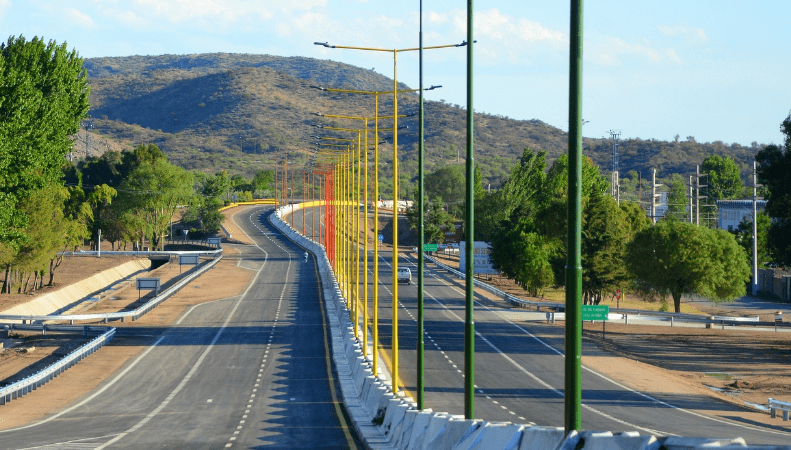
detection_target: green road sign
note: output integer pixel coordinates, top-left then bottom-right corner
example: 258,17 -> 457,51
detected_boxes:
423,243 -> 438,251
581,305 -> 609,321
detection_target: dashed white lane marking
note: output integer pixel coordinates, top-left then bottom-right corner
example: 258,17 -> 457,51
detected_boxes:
227,212 -> 294,447
96,247 -> 270,450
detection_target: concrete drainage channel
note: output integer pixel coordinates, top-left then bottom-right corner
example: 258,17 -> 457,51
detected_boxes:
272,204 -> 788,450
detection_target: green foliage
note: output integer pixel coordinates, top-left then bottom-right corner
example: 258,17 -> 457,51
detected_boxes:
665,174 -> 689,221
490,217 -> 556,297
0,35 -> 89,246
202,170 -> 232,200
424,165 -> 465,216
581,196 -> 645,304
117,159 -> 194,249
406,195 -> 455,245
702,154 -> 746,200
755,111 -> 791,266
199,198 -> 225,235
732,212 -> 772,269
626,220 -> 750,312
252,169 -> 275,195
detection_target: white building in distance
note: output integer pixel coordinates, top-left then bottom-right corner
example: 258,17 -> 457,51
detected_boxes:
716,199 -> 768,231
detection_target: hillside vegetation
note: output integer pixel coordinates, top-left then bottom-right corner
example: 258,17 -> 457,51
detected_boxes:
82,53 -> 763,193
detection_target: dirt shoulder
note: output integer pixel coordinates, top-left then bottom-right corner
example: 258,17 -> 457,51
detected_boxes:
0,208 -> 257,430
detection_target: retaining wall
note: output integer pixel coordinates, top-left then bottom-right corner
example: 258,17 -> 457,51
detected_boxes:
0,259 -> 149,318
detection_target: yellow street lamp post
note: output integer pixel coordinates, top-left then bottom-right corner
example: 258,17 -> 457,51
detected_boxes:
312,87 -> 433,391
312,43 -> 462,394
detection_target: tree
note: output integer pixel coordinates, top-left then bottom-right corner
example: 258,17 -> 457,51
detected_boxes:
252,169 -> 275,196
0,35 -> 90,247
202,170 -> 232,201
424,165 -> 465,216
490,216 -> 556,297
755,111 -> 791,266
117,159 -> 194,250
702,155 -> 746,201
664,174 -> 689,221
406,195 -> 455,244
581,196 -> 648,304
732,212 -> 771,269
626,220 -> 750,312
198,197 -> 226,235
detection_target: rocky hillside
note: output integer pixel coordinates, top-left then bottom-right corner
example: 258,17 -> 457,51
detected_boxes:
80,53 -> 761,191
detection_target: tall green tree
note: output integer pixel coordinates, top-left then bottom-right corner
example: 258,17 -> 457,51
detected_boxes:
117,159 -> 194,250
702,154 -> 746,201
755,111 -> 791,266
626,220 -> 750,312
0,35 -> 90,247
665,174 -> 689,221
424,165 -> 465,216
252,169 -> 275,196
406,195 -> 455,244
581,197 -> 649,304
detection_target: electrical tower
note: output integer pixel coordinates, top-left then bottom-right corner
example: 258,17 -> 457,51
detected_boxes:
608,130 -> 621,203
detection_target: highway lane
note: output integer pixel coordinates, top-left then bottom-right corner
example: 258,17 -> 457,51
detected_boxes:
0,206 -> 360,449
383,251 -> 791,445
294,204 -> 791,445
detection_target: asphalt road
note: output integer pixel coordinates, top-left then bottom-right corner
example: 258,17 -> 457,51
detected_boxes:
0,206 -> 361,449
292,205 -> 791,446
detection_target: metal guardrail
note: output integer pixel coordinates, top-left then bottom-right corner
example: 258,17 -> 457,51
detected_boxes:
64,248 -> 222,257
0,327 -> 115,405
422,254 -> 773,329
769,398 -> 791,421
0,256 -> 222,324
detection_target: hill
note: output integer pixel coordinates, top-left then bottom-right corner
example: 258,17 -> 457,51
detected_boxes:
81,53 -> 763,193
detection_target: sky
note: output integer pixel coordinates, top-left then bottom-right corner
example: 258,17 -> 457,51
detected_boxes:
2,0 -> 790,147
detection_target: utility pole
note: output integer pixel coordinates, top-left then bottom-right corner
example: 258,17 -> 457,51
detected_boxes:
651,169 -> 662,223
695,165 -> 707,226
752,160 -> 762,295
688,176 -> 694,223
638,171 -> 643,214
608,130 -> 621,204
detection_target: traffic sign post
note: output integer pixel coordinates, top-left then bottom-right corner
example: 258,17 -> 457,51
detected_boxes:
581,305 -> 609,339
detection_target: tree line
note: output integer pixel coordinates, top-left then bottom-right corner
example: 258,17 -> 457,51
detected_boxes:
1,35 -> 276,295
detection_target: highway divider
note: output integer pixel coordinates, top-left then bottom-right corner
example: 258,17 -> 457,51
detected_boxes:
0,327 -> 115,406
272,203 -> 776,449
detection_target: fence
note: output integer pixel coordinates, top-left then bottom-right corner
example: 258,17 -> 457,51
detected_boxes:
757,268 -> 791,301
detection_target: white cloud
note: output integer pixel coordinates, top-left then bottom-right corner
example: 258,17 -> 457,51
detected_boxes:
0,0 -> 10,19
471,9 -> 567,47
426,11 -> 448,26
64,7 -> 97,29
592,37 -> 682,66
658,25 -> 707,43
